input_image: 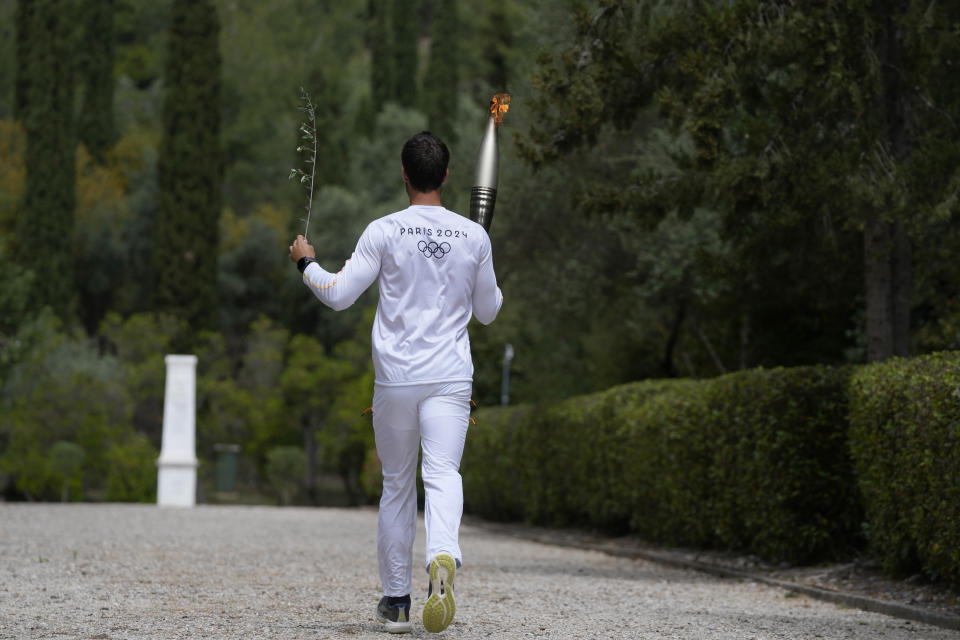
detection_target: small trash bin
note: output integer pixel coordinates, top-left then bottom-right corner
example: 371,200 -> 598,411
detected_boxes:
214,444 -> 241,494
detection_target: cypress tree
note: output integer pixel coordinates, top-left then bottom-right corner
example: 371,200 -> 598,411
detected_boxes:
152,0 -> 223,333
77,0 -> 115,164
302,69 -> 348,188
369,0 -> 392,112
14,0 -> 78,319
421,0 -> 459,144
13,1 -> 30,118
390,0 -> 420,108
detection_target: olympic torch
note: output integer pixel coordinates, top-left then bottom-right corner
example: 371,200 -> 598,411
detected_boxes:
469,93 -> 510,232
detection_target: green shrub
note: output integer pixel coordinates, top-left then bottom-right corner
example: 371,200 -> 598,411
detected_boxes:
702,366 -> 861,562
360,445 -> 383,501
465,367 -> 861,563
49,441 -> 86,502
535,379 -> 696,532
619,379 -> 716,546
0,322 -> 138,501
849,352 -> 960,585
462,404 -> 534,521
105,433 -> 158,502
266,446 -> 305,506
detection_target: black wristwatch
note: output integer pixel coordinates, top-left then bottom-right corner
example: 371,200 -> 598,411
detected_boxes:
297,256 -> 318,273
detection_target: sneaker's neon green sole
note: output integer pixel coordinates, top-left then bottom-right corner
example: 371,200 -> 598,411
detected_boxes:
422,554 -> 456,633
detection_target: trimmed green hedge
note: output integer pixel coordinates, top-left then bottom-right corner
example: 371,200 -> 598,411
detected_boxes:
465,354 -> 960,577
463,365 -> 863,564
700,366 -> 861,561
461,404 -> 535,521
849,352 -> 960,586
523,379 -> 691,533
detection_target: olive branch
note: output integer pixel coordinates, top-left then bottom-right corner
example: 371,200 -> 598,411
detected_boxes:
288,87 -> 318,240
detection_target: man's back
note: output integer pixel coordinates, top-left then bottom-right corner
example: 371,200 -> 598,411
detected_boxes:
301,205 -> 501,386
371,205 -> 499,385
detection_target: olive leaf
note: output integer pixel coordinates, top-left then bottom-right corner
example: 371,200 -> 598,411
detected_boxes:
289,87 -> 318,239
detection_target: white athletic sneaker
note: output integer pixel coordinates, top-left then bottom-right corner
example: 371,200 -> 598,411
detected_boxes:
376,595 -> 413,634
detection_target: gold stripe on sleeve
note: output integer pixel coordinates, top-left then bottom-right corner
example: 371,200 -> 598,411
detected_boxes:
304,259 -> 350,291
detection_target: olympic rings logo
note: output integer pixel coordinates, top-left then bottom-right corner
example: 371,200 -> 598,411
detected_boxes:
418,240 -> 452,259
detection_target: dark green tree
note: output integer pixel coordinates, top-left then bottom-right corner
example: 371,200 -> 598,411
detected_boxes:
422,0 -> 460,143
390,0 -> 421,108
77,0 -> 116,164
481,0 -> 512,92
13,0 -> 29,118
14,0 -> 78,320
302,69 -> 349,189
369,0 -> 393,112
0,3 -> 15,118
152,0 -> 223,333
520,0 -> 960,366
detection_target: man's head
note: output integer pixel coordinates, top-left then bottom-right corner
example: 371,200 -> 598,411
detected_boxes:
401,131 -> 450,193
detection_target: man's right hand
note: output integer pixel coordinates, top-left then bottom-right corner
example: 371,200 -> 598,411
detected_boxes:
289,235 -> 316,263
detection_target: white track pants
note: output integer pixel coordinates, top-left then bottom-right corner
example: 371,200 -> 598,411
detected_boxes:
372,381 -> 471,597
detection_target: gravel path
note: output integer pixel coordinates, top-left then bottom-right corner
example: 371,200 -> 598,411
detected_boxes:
1,504 -> 957,639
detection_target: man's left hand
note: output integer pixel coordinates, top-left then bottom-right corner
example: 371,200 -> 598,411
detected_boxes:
289,235 -> 316,263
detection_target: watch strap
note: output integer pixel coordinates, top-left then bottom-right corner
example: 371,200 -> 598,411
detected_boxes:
297,256 -> 317,273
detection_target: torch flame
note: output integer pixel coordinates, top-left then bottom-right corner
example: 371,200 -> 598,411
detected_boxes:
490,93 -> 510,125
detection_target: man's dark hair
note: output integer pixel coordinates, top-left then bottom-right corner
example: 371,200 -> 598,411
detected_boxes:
401,131 -> 450,192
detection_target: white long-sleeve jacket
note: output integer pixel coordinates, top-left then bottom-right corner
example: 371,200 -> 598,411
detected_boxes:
302,205 -> 503,386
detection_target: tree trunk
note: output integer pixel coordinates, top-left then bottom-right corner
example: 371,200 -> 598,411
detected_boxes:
864,211 -> 893,362
693,317 -> 727,375
864,1 -> 912,362
659,303 -> 685,377
891,221 -> 911,356
739,311 -> 751,370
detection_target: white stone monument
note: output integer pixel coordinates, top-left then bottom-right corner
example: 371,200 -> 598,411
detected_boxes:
157,354 -> 198,507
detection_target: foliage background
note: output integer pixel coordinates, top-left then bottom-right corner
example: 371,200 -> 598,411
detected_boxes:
0,0 -> 550,504
1,0 -> 959,541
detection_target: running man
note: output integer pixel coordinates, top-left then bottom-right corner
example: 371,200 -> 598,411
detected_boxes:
288,131 -> 502,634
